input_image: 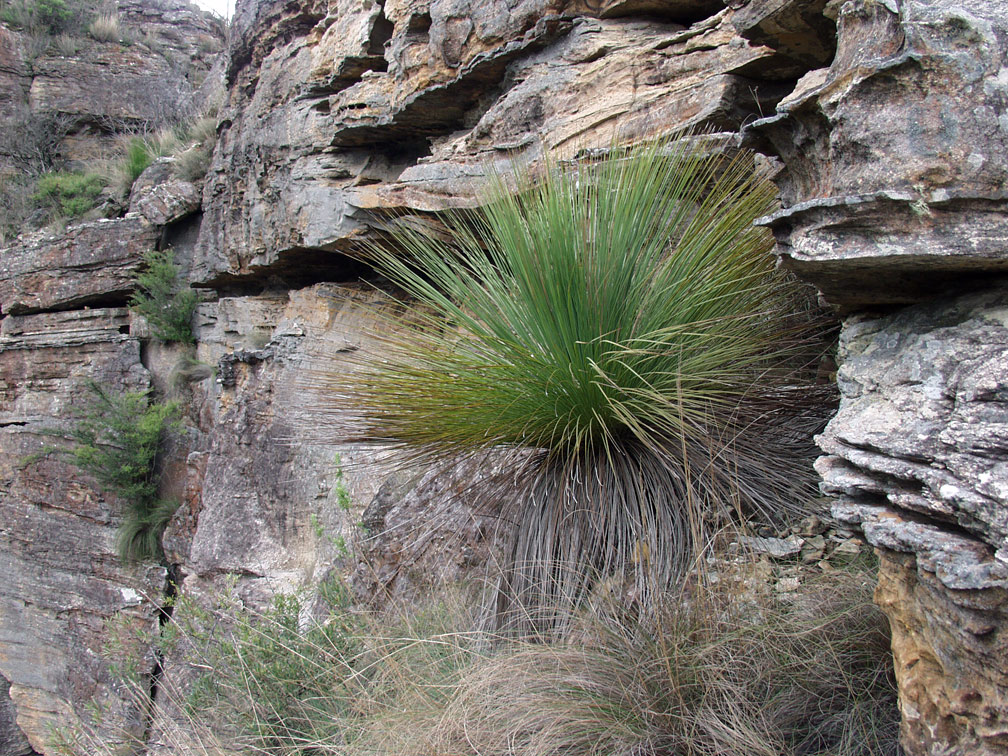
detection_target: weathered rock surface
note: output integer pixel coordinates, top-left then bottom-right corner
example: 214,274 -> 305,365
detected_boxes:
837,502 -> 1008,755
0,308 -> 164,753
4,0 -> 1008,755
818,291 -> 1008,755
748,0 -> 1008,309
818,291 -> 1008,552
0,218 -> 157,316
129,160 -> 202,226
0,0 -> 223,172
171,284 -> 400,600
745,3 -> 1008,752
29,46 -> 189,130
192,0 -> 820,286
0,674 -> 34,756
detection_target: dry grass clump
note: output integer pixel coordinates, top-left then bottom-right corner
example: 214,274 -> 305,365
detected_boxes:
87,13 -> 119,42
51,32 -> 80,55
68,561 -> 898,756
424,567 -> 898,756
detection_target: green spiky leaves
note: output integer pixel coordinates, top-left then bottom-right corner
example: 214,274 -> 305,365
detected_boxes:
326,137 -> 831,628
345,139 -> 811,459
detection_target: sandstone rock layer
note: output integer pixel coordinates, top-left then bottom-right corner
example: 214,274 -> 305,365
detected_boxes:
752,1 -> 1008,753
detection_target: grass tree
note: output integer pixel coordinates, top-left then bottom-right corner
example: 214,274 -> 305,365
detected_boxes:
322,137 -> 830,631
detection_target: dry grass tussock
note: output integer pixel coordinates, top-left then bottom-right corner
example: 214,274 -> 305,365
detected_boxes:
65,561 -> 899,756
87,13 -> 120,42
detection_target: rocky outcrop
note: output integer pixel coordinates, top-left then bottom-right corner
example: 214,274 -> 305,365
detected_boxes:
747,0 -> 1008,310
173,283 -> 397,605
128,161 -> 202,226
192,0 -> 827,286
0,308 -> 165,754
844,505 -> 1007,755
0,675 -> 33,756
2,0 -> 1007,754
0,3 -> 219,741
0,218 -> 158,315
824,293 -> 1008,755
0,0 -> 223,172
750,1 -> 1008,753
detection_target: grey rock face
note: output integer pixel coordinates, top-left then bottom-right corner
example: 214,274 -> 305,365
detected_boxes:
819,290 -> 1008,552
748,0 -> 1008,310
4,1 -> 1008,755
816,293 -> 1008,754
191,0 -> 806,286
0,218 -> 158,315
129,160 -> 202,226
0,674 -> 34,756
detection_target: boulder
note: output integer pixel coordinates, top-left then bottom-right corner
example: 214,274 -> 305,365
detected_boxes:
129,160 -> 201,226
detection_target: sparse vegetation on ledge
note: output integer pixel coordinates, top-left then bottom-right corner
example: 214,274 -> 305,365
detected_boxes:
71,561 -> 897,756
31,170 -> 107,220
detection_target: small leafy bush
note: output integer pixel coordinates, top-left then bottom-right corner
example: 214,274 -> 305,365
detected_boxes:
130,248 -> 198,343
32,170 -> 107,219
0,0 -> 76,34
64,381 -> 181,562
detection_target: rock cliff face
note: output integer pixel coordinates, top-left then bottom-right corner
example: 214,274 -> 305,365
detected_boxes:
0,0 -> 221,169
747,1 -> 1008,752
0,0 -> 1006,754
0,1 -> 223,751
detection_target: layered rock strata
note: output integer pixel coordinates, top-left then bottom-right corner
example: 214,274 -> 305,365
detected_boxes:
0,307 -> 165,753
192,0 -> 829,286
0,0 -> 223,173
2,0 -> 1008,754
748,1 -> 1008,753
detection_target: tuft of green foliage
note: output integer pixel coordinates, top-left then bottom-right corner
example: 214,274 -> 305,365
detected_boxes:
130,248 -> 198,343
316,136 -> 832,628
122,137 -> 154,185
170,116 -> 218,183
0,0 -> 82,34
65,381 -> 181,562
32,170 -> 107,219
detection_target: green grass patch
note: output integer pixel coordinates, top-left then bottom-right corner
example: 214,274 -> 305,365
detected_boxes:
32,170 -> 106,219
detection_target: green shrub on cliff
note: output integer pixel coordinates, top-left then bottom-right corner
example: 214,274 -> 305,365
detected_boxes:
318,136 -> 830,630
32,170 -> 106,219
64,381 -> 181,562
0,0 -> 81,34
130,248 -> 198,343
